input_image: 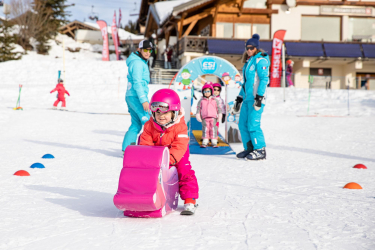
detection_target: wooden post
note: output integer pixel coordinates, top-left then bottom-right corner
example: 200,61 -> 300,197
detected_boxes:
183,20 -> 198,37
357,76 -> 361,89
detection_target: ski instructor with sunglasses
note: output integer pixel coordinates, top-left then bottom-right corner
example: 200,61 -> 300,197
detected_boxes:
122,40 -> 154,153
234,34 -> 270,161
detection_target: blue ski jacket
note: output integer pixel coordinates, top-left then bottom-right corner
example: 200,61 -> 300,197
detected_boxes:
239,51 -> 270,103
126,52 -> 150,104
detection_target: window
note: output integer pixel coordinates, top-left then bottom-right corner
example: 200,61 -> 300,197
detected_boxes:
243,0 -> 267,9
234,23 -> 270,39
235,23 -> 251,39
252,24 -> 270,39
301,16 -> 341,42
348,17 -> 375,42
216,22 -> 233,38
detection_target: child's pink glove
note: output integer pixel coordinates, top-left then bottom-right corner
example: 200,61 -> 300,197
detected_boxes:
196,113 -> 202,122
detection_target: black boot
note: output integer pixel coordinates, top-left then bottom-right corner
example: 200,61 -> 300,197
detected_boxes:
246,147 -> 266,161
236,141 -> 254,159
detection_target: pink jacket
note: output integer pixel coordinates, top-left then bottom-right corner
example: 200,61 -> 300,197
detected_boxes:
214,95 -> 226,115
196,96 -> 222,119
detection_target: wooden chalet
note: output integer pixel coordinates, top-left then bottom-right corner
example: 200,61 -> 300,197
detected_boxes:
59,20 -> 99,40
140,0 -> 375,89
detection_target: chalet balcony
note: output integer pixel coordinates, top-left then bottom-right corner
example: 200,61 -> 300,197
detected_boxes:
174,36 -> 375,60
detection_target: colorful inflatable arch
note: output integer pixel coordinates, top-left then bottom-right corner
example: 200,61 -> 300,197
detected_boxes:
174,56 -> 243,146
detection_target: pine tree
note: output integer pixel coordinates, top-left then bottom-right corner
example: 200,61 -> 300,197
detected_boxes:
33,0 -> 71,54
0,16 -> 22,62
125,20 -> 137,34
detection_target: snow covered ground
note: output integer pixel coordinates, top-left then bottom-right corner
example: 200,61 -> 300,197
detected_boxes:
1,47 -> 375,249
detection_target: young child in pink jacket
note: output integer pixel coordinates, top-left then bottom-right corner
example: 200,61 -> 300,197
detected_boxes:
212,83 -> 226,135
196,82 -> 222,148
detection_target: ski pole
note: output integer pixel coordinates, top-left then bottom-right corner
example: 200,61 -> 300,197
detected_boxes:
307,75 -> 312,115
19,85 -> 22,108
15,85 -> 21,108
347,79 -> 350,116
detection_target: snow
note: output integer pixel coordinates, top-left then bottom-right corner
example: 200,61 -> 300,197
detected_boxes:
154,0 -> 192,25
1,40 -> 375,249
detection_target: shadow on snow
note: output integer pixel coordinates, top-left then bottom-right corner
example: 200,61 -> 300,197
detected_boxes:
24,139 -> 122,158
25,185 -> 121,218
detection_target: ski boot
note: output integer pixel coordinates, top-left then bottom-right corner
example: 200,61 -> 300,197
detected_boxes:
211,139 -> 218,148
236,140 -> 254,159
246,147 -> 266,161
201,139 -> 208,148
181,198 -> 198,215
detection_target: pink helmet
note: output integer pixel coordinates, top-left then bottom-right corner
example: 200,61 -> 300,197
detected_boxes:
150,89 -> 181,126
150,89 -> 181,112
202,83 -> 214,95
212,83 -> 222,90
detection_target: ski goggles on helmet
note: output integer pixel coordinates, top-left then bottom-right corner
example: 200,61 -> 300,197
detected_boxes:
150,102 -> 170,113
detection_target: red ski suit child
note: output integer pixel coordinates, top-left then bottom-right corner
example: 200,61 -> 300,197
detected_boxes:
139,107 -> 199,200
50,83 -> 70,107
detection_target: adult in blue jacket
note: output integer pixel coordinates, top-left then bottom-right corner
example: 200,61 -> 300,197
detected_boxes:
122,40 -> 154,152
235,34 -> 270,160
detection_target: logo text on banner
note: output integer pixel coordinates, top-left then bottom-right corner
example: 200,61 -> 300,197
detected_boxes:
270,30 -> 286,87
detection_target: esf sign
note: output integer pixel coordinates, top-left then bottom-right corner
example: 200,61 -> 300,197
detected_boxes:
202,58 -> 217,73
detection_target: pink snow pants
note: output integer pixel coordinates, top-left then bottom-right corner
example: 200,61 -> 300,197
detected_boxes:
287,75 -> 294,87
202,118 -> 218,140
175,146 -> 199,200
53,98 -> 66,107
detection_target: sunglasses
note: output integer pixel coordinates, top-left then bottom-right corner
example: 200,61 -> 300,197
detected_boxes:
203,90 -> 211,94
150,102 -> 169,113
246,46 -> 256,51
142,49 -> 153,53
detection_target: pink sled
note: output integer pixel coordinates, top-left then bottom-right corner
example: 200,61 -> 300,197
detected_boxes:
113,146 -> 179,218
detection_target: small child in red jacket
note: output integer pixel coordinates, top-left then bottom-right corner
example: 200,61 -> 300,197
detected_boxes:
139,89 -> 199,215
50,79 -> 70,109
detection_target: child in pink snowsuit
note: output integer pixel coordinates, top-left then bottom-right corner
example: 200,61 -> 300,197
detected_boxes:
196,83 -> 222,148
50,79 -> 70,108
212,83 -> 226,135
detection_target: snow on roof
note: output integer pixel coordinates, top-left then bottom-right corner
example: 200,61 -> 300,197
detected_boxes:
84,22 -> 100,29
84,22 -> 144,40
154,0 -> 192,25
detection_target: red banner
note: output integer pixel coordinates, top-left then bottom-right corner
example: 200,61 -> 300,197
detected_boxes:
111,11 -> 120,60
118,8 -> 122,27
269,30 -> 286,87
97,20 -> 109,61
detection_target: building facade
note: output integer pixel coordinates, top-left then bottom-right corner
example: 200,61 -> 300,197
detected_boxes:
140,0 -> 375,89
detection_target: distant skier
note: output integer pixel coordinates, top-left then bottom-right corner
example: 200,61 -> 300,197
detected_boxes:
286,60 -> 294,87
50,79 -> 70,110
139,89 -> 199,215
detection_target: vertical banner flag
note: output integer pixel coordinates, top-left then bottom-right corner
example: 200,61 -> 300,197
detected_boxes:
118,9 -> 122,54
97,20 -> 110,61
118,8 -> 122,27
111,11 -> 120,60
270,30 -> 286,87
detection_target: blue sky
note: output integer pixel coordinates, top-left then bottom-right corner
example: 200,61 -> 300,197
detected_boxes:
2,0 -> 141,28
